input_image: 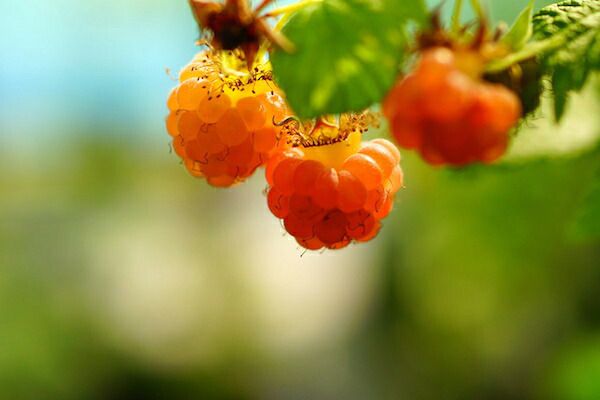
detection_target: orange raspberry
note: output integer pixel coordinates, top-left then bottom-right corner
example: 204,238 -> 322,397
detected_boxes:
383,47 -> 522,166
265,114 -> 404,251
166,50 -> 291,187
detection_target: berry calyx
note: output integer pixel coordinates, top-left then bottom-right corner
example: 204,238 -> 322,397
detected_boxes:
383,46 -> 522,166
188,0 -> 293,69
266,113 -> 403,251
166,50 -> 291,187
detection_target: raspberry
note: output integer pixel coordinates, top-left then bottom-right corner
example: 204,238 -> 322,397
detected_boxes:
265,114 -> 403,251
166,50 -> 291,187
383,47 -> 522,166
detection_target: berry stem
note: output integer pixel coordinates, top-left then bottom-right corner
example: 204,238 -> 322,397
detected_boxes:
451,0 -> 464,33
254,0 -> 276,15
485,34 -> 565,73
488,8 -> 600,73
263,0 -> 322,18
255,0 -> 316,63
469,0 -> 484,18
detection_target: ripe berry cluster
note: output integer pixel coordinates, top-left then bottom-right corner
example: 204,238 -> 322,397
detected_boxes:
166,51 -> 290,187
167,56 -> 404,250
265,120 -> 403,250
164,3 -> 530,251
384,47 -> 522,166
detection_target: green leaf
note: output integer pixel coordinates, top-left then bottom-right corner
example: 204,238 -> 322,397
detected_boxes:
501,0 -> 535,50
532,0 -> 600,122
270,0 -> 427,118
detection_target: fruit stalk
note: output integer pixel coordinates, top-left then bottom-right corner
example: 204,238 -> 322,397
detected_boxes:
263,0 -> 322,18
451,0 -> 464,32
486,34 -> 565,73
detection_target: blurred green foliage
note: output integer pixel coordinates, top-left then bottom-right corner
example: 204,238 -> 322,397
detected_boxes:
2,131 -> 599,399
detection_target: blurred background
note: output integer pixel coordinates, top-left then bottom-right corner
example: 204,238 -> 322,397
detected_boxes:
1,0 -> 599,399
